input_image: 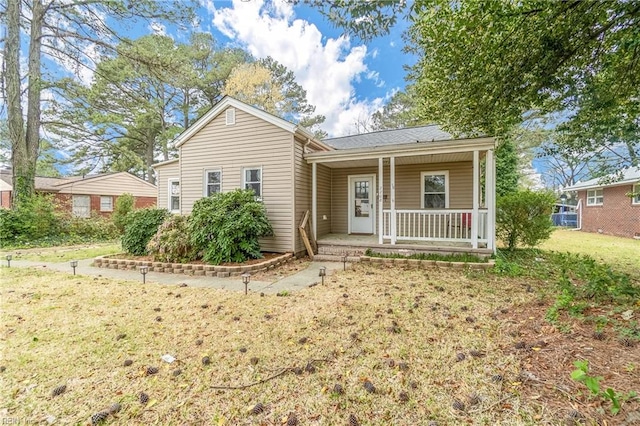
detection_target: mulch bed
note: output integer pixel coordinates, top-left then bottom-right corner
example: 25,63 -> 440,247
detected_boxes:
502,300 -> 640,424
109,252 -> 284,267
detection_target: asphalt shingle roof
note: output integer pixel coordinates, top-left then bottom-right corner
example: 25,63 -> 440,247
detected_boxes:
564,167 -> 640,191
323,125 -> 454,150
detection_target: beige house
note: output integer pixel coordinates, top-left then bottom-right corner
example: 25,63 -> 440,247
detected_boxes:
153,96 -> 497,257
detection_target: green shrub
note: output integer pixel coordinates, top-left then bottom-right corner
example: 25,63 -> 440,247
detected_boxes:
189,189 -> 273,264
147,215 -> 197,263
496,190 -> 555,250
0,194 -> 63,246
122,208 -> 169,255
64,215 -> 119,241
112,193 -> 135,233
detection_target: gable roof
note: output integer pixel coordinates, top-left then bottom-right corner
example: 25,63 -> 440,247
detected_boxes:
563,167 -> 640,191
53,171 -> 157,191
0,170 -> 156,193
174,96 -> 328,149
323,125 -> 454,150
151,158 -> 179,170
0,169 -> 73,191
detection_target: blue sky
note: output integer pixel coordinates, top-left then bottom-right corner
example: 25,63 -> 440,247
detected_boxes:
162,0 -> 413,137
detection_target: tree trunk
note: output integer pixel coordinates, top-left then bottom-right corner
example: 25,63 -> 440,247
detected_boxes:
9,0 -> 43,206
146,132 -> 156,185
5,0 -> 27,206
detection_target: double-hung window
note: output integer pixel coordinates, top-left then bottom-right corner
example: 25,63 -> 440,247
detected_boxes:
421,171 -> 449,209
168,179 -> 180,212
72,195 -> 90,218
632,184 -> 640,205
204,170 -> 222,196
586,189 -> 603,206
243,167 -> 262,200
100,196 -> 113,212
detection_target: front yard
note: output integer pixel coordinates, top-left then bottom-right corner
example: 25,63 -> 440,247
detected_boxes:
1,246 -> 639,425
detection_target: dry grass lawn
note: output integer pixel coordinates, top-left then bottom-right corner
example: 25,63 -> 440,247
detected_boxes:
1,262 -> 638,425
1,264 -> 530,425
539,229 -> 640,277
0,243 -> 121,263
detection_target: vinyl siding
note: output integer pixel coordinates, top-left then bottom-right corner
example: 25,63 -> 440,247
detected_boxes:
179,107 -> 295,253
293,138 -> 310,254
317,164 -> 332,237
155,161 -> 180,211
56,173 -> 157,198
331,162 -> 473,234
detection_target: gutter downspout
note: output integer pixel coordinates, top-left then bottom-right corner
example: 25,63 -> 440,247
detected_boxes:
571,198 -> 583,231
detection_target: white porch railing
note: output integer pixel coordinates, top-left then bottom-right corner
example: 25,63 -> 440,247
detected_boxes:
383,209 -> 488,243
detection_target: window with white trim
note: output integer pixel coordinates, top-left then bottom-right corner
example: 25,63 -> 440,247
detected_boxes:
632,183 -> 640,205
225,108 -> 235,125
168,179 -> 180,212
72,195 -> 90,218
421,171 -> 449,209
204,169 -> 222,196
100,196 -> 113,212
587,188 -> 603,206
243,167 -> 262,200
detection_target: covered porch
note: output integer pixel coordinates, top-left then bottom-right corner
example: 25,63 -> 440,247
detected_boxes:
305,137 -> 496,254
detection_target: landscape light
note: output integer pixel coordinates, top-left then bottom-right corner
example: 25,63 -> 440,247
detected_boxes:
139,265 -> 149,284
6,254 -> 12,268
70,260 -> 78,275
319,266 -> 326,285
342,254 -> 348,271
242,273 -> 251,295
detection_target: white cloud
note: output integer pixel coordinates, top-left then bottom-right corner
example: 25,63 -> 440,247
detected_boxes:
149,21 -> 167,37
210,0 -> 389,137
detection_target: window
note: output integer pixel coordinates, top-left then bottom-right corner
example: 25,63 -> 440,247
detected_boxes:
100,196 -> 113,212
225,108 -> 235,125
168,179 -> 180,212
633,184 -> 640,205
243,167 -> 262,199
72,195 -> 90,218
421,171 -> 449,209
204,170 -> 222,196
587,188 -> 603,206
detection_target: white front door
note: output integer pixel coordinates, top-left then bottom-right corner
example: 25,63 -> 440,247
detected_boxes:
348,175 -> 375,234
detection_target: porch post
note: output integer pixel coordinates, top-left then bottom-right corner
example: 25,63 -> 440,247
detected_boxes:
486,149 -> 496,252
390,156 -> 396,245
471,150 -> 479,249
312,162 -> 317,245
378,157 -> 384,244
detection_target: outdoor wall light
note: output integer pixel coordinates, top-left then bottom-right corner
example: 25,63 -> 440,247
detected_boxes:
70,260 -> 78,275
319,266 -> 326,285
242,272 -> 251,295
139,265 -> 149,284
6,254 -> 12,267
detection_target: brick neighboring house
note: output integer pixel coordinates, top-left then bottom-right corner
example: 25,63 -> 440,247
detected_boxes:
564,167 -> 640,239
0,170 -> 157,217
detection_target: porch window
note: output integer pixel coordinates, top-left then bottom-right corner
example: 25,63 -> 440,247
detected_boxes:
100,196 -> 113,212
168,179 -> 180,212
632,184 -> 640,205
586,189 -> 603,206
72,195 -> 90,218
421,171 -> 449,209
204,169 -> 222,196
244,167 -> 262,200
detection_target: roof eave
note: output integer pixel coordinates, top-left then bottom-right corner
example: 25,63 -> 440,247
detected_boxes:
305,137 -> 495,163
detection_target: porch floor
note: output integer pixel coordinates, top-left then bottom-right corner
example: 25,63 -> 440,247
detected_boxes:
316,233 -> 493,258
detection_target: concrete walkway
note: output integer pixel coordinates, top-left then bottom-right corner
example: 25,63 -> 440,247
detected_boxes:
6,258 -> 344,295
